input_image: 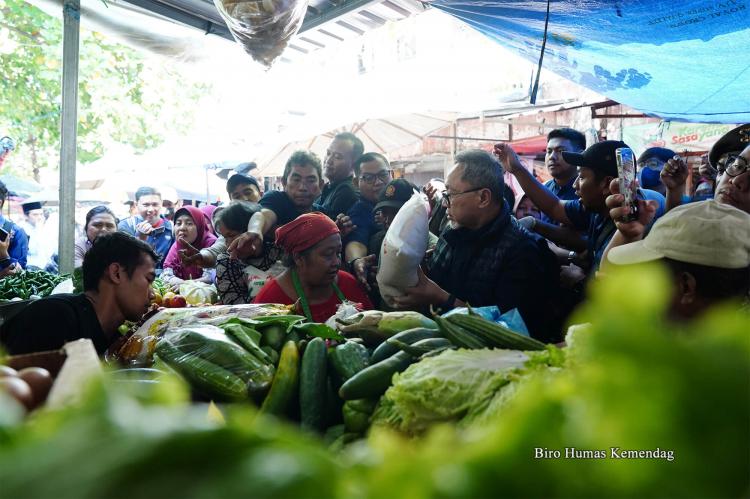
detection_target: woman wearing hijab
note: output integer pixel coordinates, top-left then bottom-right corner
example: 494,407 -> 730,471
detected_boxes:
253,212 -> 372,322
200,204 -> 219,236
74,206 -> 118,268
162,205 -> 217,291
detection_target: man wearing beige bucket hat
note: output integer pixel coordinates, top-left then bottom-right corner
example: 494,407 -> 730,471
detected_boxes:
607,200 -> 750,320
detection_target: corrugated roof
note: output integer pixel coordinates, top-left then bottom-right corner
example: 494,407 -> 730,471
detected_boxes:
118,0 -> 427,61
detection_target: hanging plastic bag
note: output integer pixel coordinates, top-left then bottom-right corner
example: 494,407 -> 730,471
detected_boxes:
377,193 -> 430,307
213,0 -> 309,68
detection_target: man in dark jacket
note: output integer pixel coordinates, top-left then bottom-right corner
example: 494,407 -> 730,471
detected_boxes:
393,150 -> 561,342
314,132 -> 362,220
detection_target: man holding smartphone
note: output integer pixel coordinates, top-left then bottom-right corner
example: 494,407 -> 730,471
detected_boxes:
0,181 -> 28,275
118,186 -> 173,270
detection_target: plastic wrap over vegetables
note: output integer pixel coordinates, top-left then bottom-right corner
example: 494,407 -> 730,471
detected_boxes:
213,0 -> 309,67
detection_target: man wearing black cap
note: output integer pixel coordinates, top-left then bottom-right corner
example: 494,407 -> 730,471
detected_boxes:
350,178 -> 421,293
496,140 -> 665,273
0,181 -> 28,274
226,173 -> 262,203
661,124 -> 750,214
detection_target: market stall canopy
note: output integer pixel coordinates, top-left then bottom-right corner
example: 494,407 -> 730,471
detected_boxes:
255,111 -> 458,177
0,175 -> 43,198
427,0 -> 750,124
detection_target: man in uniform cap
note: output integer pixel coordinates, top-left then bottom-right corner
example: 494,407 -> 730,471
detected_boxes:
661,124 -> 750,214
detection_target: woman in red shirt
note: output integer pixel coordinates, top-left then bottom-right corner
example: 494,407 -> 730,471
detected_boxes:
252,212 -> 372,323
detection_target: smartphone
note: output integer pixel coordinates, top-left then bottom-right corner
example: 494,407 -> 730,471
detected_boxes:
0,228 -> 8,243
150,226 -> 166,236
616,147 -> 639,222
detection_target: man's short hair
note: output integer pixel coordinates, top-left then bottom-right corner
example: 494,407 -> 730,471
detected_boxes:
282,150 -> 322,184
454,149 -> 505,204
82,232 -> 157,292
354,152 -> 389,177
0,181 -> 7,205
334,132 -> 364,163
135,187 -> 161,202
547,128 -> 586,152
664,258 -> 749,303
214,201 -> 261,233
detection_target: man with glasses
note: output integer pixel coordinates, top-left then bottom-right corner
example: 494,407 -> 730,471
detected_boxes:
637,147 -> 674,196
661,124 -> 750,215
392,149 -> 561,343
342,153 -> 391,285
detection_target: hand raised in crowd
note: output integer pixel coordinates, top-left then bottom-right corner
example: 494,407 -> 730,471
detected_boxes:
423,182 -> 440,209
352,254 -> 377,291
135,221 -> 154,241
228,231 -> 263,260
391,266 -> 447,309
660,155 -> 689,190
335,214 -> 356,239
698,153 -> 717,180
178,237 -> 205,267
493,142 -> 524,174
606,178 -> 658,242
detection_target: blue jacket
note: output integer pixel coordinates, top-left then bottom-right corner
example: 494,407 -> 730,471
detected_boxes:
0,214 -> 28,269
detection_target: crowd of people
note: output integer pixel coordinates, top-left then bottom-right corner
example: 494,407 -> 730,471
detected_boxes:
1,125 -> 748,355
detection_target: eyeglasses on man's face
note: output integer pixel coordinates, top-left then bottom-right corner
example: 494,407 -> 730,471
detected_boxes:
723,155 -> 749,178
441,187 -> 484,207
360,171 -> 390,184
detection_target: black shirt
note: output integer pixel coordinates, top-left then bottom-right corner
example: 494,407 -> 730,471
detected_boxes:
314,176 -> 359,220
0,294 -> 111,355
259,190 -> 303,227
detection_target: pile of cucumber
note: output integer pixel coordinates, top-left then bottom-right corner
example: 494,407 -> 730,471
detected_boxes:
153,309 -> 543,441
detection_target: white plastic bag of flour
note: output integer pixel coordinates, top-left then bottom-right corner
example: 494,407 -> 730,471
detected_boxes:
377,192 -> 430,306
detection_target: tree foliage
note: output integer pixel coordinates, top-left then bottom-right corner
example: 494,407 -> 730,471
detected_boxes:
0,0 -> 209,178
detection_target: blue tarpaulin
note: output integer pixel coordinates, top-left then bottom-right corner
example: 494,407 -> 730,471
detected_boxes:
429,0 -> 750,124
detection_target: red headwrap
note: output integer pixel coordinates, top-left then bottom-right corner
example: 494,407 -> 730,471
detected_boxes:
275,212 -> 340,255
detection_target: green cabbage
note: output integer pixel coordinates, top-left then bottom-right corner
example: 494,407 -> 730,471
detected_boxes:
371,348 -> 538,435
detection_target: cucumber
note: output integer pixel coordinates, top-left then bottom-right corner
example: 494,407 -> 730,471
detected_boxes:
329,341 -> 370,381
389,337 -> 453,357
371,328 -> 443,363
299,337 -> 328,432
260,324 -> 287,351
342,399 -> 376,434
260,340 -> 300,416
155,339 -> 247,402
338,351 -> 414,400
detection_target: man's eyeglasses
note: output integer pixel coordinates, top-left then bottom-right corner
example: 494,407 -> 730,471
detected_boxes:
441,187 -> 483,207
360,172 -> 390,184
724,155 -> 749,177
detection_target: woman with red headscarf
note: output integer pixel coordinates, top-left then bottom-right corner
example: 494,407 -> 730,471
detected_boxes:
162,205 -> 217,291
252,212 -> 372,322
